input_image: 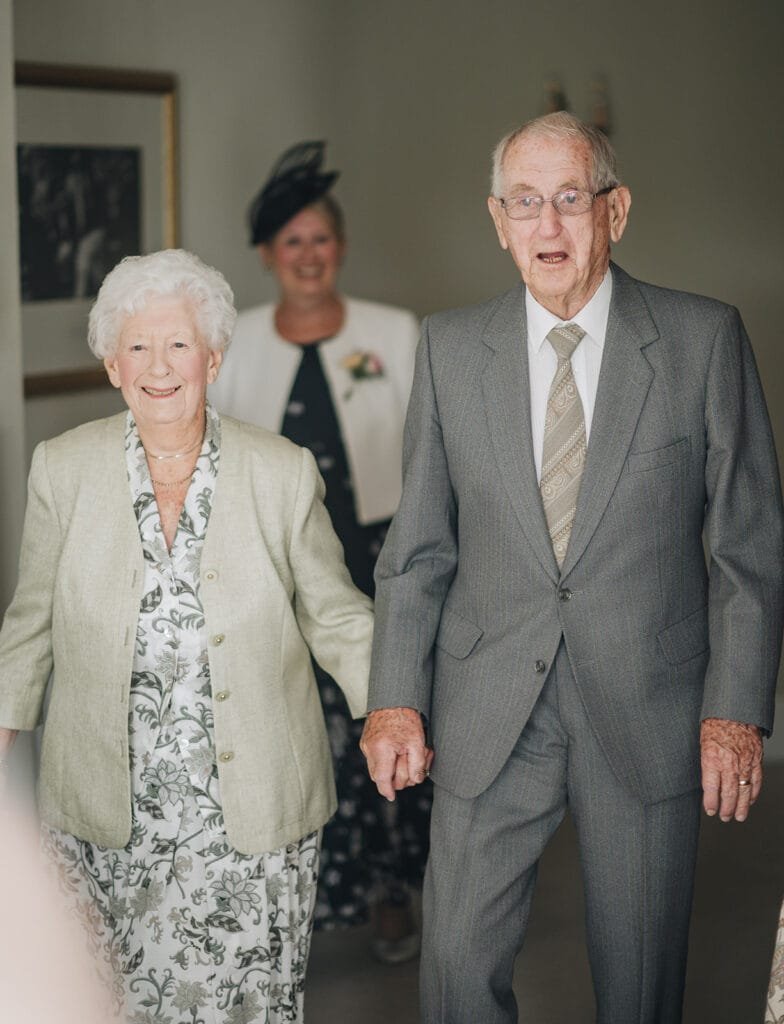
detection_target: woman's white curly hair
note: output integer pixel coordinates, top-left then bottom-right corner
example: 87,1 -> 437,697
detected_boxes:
87,249 -> 237,359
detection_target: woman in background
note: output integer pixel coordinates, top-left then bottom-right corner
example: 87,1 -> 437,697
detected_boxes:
211,141 -> 431,961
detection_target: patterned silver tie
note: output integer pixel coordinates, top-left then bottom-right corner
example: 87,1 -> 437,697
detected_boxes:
540,322 -> 587,568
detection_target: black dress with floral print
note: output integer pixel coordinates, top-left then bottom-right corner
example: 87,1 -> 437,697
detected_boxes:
281,341 -> 432,930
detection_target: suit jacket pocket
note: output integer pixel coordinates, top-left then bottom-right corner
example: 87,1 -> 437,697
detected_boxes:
626,436 -> 690,473
657,606 -> 709,665
435,606 -> 483,660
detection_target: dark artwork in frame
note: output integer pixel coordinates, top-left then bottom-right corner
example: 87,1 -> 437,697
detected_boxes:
17,143 -> 141,303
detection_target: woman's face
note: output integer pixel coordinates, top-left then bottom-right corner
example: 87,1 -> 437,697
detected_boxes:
261,205 -> 344,304
104,295 -> 222,433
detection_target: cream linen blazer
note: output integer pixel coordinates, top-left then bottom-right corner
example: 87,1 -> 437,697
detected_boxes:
0,413 -> 373,854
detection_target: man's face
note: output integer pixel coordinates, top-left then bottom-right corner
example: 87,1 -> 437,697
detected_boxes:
488,135 -> 631,319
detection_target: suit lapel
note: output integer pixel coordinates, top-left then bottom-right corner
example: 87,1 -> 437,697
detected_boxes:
560,265 -> 658,578
481,286 -> 560,583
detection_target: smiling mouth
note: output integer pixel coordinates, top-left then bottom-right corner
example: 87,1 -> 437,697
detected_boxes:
538,252 -> 569,265
142,385 -> 181,397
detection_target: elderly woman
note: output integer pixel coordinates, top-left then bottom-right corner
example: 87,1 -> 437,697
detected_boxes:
211,141 -> 431,960
0,248 -> 373,1023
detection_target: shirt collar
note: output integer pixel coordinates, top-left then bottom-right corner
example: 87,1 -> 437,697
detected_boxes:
526,268 -> 613,354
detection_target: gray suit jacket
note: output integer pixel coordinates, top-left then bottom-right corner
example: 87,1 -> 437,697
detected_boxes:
368,264 -> 784,804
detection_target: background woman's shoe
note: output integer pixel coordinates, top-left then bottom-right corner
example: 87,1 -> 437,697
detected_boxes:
370,895 -> 421,964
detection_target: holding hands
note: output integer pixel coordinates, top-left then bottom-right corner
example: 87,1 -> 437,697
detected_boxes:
360,707 -> 433,801
362,711 -> 765,820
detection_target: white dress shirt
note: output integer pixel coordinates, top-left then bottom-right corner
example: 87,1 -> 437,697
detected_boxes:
526,269 -> 613,481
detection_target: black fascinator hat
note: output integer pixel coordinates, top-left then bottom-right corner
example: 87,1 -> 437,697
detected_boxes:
248,141 -> 339,246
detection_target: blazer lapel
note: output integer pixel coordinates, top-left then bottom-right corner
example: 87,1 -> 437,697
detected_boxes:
560,265 -> 658,578
101,413 -> 142,549
95,414 -> 147,664
481,286 -> 560,583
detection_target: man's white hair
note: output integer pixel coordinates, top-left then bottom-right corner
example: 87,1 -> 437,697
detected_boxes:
490,112 -> 620,197
87,249 -> 237,359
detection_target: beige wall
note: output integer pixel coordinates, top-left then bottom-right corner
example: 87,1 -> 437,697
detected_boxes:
9,0 -> 784,747
1,0 -> 36,795
12,0 -> 784,441
0,0 -> 26,606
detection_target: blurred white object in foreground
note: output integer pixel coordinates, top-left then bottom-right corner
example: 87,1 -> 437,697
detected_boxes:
0,797 -> 118,1023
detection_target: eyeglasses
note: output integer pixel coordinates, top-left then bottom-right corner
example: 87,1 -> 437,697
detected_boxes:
498,185 -> 615,220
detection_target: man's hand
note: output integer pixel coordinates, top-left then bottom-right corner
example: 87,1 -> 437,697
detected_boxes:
360,707 -> 433,802
700,717 -> 763,822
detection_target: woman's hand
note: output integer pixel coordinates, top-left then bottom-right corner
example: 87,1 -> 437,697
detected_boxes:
0,728 -> 19,793
0,726 -> 18,754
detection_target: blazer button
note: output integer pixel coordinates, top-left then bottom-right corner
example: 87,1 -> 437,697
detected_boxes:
215,690 -> 230,702
535,660 -> 547,674
218,751 -> 234,762
212,634 -> 225,646
204,569 -> 218,582
558,588 -> 572,602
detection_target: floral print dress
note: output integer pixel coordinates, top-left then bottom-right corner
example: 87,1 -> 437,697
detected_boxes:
281,342 -> 432,930
43,405 -> 319,1024
768,897 -> 784,1023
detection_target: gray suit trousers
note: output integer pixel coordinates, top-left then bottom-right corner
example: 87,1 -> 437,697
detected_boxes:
421,642 -> 701,1024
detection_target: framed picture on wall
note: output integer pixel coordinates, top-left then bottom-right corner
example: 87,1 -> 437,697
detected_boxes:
14,62 -> 179,397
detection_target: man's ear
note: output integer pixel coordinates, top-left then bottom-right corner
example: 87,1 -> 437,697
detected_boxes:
487,196 -> 509,251
608,186 -> 631,244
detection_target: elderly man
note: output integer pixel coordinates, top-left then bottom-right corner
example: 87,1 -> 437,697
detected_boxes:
361,112 -> 784,1024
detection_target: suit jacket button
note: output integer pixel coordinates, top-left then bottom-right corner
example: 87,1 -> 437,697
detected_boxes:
204,569 -> 217,581
212,634 -> 225,646
558,588 -> 572,602
218,751 -> 234,762
535,660 -> 547,673
215,690 -> 230,701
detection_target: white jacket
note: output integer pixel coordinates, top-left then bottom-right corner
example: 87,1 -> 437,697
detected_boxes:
210,297 -> 419,524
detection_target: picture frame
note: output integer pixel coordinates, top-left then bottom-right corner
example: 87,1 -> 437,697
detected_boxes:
15,62 -> 179,397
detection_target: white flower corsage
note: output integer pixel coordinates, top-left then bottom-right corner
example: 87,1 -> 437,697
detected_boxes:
341,350 -> 385,399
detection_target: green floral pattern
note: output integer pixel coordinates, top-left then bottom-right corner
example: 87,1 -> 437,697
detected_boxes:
43,405 -> 319,1023
768,897 -> 784,1024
